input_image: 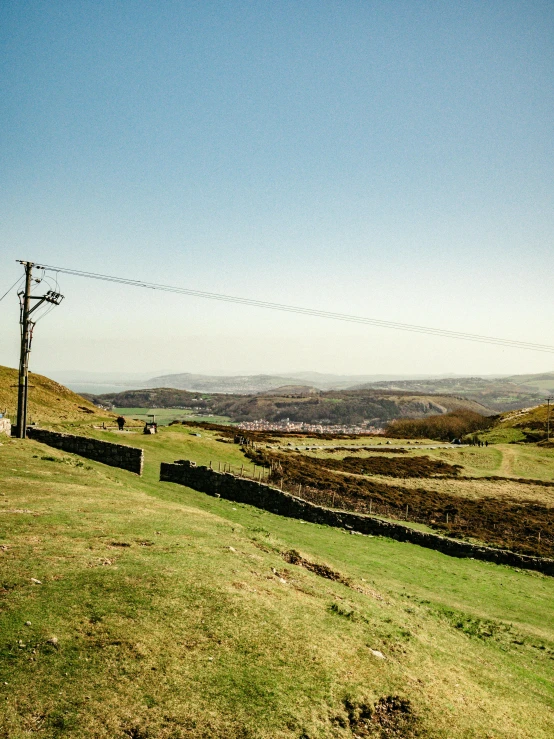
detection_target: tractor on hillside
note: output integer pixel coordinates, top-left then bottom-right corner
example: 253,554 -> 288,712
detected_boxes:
143,413 -> 158,434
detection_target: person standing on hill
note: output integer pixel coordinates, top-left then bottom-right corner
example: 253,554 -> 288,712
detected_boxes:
116,416 -> 125,431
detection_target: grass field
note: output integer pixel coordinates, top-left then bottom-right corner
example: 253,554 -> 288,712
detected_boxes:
479,402 -> 554,444
1,426 -> 554,738
406,444 -> 554,482
300,441 -> 554,482
112,407 -> 232,426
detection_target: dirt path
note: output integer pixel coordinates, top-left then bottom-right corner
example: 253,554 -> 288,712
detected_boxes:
498,447 -> 517,477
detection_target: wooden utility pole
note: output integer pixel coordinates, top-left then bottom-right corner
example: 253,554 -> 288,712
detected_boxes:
547,397 -> 553,443
15,261 -> 64,439
16,262 -> 33,439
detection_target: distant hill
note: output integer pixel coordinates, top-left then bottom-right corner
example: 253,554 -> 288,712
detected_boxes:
55,367 -> 548,398
51,366 -> 554,413
351,372 -> 554,412
204,389 -> 492,426
0,365 -> 108,424
504,371 -> 554,394
257,385 -> 319,396
267,371 -> 436,390
143,371 -> 453,394
89,386 -> 491,428
144,373 -> 321,394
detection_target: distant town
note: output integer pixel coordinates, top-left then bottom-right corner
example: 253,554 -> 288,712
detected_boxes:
236,418 -> 384,435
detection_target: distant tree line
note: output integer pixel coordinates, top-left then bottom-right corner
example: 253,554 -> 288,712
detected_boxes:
385,410 -> 495,441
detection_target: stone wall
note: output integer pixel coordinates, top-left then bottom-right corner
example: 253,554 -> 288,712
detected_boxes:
27,427 -> 144,475
160,459 -> 554,577
0,418 -> 11,436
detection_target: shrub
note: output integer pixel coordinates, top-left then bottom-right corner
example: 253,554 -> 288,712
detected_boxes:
385,410 -> 495,441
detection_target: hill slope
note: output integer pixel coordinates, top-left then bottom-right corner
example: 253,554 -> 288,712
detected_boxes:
0,365 -> 108,424
480,402 -> 554,444
1,432 -> 553,737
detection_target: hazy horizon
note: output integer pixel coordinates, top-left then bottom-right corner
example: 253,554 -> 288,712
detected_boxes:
16,366 -> 554,384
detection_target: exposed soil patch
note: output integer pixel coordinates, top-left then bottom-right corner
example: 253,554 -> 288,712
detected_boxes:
244,449 -> 554,558
280,550 -> 383,600
281,549 -> 352,585
321,455 -> 462,478
339,696 -> 420,737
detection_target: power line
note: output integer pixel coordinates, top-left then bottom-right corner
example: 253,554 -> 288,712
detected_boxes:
0,276 -> 23,303
35,262 -> 554,354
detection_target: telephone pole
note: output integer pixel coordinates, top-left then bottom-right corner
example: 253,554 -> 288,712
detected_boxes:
546,396 -> 553,443
16,262 -> 33,439
15,261 -> 64,438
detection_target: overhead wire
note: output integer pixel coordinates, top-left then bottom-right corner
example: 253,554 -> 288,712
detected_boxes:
0,275 -> 24,304
35,262 -> 554,354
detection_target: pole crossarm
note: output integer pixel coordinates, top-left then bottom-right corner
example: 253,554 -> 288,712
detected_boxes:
25,290 -> 64,316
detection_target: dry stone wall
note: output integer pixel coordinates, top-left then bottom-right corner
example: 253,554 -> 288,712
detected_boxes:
27,427 -> 143,475
160,459 -> 554,577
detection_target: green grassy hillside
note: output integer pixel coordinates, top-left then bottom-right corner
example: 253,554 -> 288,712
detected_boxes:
1,427 -> 553,737
0,365 -> 108,424
479,402 -> 554,444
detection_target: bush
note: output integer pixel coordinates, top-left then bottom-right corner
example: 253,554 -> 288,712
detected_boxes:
385,410 -> 495,441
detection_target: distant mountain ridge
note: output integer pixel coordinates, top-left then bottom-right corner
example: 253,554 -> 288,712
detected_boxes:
144,373 -> 313,394
48,368 -> 554,411
144,371 -> 457,394
49,370 -> 427,395
353,373 -> 554,412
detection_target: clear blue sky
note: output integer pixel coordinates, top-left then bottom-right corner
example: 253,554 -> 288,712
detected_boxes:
1,1 -> 553,377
